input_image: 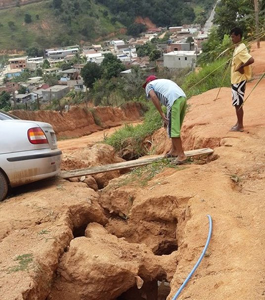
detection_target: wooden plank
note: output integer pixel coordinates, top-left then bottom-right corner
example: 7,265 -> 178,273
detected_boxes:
60,148 -> 214,179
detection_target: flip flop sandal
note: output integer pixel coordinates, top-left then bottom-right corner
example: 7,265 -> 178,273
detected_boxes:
164,153 -> 178,158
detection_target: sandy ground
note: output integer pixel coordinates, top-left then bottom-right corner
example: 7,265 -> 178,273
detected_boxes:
0,42 -> 264,300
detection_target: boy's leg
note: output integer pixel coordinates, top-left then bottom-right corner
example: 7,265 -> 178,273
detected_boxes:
231,81 -> 245,131
234,105 -> 244,130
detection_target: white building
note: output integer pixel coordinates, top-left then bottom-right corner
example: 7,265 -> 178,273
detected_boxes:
111,40 -> 125,52
163,51 -> 198,69
26,57 -> 44,71
45,48 -> 79,60
86,53 -> 104,64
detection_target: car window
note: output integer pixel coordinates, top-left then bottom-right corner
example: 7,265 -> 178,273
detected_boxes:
0,111 -> 20,120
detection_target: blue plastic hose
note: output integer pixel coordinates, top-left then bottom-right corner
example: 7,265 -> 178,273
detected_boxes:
172,214 -> 213,300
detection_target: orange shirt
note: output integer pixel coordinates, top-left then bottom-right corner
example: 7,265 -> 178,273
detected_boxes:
231,43 -> 252,84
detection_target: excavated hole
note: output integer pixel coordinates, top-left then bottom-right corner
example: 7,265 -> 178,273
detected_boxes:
154,239 -> 178,255
73,223 -> 87,238
116,279 -> 170,300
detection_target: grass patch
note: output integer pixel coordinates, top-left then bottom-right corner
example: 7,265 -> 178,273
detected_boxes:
105,103 -> 162,157
112,159 -> 183,188
182,58 -> 231,98
7,253 -> 34,273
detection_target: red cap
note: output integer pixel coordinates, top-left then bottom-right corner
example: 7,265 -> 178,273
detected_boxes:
142,75 -> 157,88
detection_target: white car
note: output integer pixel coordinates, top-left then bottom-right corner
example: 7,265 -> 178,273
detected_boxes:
0,111 -> 62,201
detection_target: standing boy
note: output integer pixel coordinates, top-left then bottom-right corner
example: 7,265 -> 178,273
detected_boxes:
143,75 -> 187,164
230,27 -> 254,132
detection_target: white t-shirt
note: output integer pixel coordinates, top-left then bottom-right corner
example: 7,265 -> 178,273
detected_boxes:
145,79 -> 186,110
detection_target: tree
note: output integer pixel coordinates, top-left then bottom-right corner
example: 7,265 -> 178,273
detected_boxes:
53,0 -> 62,9
18,86 -> 27,94
81,62 -> 102,89
24,13 -> 32,24
149,49 -> 162,61
127,23 -> 147,37
43,74 -> 59,86
60,62 -> 73,71
121,66 -> 145,100
26,47 -> 43,57
0,91 -> 11,110
101,53 -> 125,80
42,59 -> 50,69
198,27 -> 232,65
36,68 -> 43,76
136,43 -> 156,58
213,0 -> 254,38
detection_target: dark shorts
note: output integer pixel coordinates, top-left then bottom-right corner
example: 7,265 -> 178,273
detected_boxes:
231,81 -> 246,106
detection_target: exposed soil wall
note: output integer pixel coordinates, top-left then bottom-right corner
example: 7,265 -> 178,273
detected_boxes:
11,102 -> 146,139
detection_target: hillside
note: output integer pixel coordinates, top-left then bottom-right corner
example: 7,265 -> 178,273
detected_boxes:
0,41 -> 264,300
0,0 -> 215,51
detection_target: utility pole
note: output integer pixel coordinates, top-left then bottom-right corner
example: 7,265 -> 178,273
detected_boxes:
254,0 -> 260,48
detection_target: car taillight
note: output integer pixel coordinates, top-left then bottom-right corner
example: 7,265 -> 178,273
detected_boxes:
28,127 -> 48,144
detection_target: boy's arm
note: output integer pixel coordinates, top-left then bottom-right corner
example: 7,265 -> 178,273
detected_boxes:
235,57 -> 254,74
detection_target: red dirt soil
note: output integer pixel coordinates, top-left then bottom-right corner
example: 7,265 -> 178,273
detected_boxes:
0,42 -> 264,300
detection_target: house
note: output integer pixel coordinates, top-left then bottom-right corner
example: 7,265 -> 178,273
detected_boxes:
42,85 -> 70,102
66,79 -> 85,92
111,40 -> 125,52
163,51 -> 198,69
85,52 -> 104,64
73,64 -> 86,72
43,67 -> 60,75
5,69 -> 23,78
45,48 -> 79,60
8,57 -> 27,69
92,44 -> 102,51
167,42 -> 191,52
194,33 -> 208,50
26,57 -> 44,71
4,82 -> 20,93
169,26 -> 183,33
30,89 -> 44,102
14,93 -> 32,104
60,68 -> 79,80
48,59 -> 64,67
27,77 -> 43,86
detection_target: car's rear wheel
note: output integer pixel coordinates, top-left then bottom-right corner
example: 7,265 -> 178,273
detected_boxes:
0,171 -> 8,202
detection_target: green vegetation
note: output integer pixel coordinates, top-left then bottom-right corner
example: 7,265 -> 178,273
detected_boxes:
0,91 -> 11,111
0,2 -> 64,50
109,159 -> 184,188
7,253 -> 34,273
182,57 -> 231,98
0,0 -> 124,50
96,0 -> 215,28
213,0 -> 264,39
0,0 -> 218,50
105,103 -> 162,157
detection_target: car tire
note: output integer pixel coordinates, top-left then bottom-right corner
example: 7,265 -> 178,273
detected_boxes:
0,171 -> 8,202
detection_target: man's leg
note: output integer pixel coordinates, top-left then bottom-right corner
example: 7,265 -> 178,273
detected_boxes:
167,97 -> 187,161
171,137 -> 186,161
